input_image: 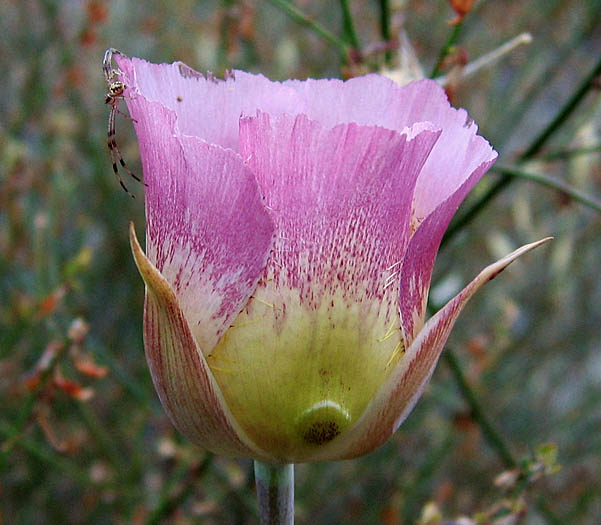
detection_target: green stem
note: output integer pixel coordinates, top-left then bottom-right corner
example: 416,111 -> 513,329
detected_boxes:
439,346 -> 562,521
521,54 -> 601,160
540,143 -> 601,161
254,461 -> 294,525
429,22 -> 463,78
443,349 -> 517,468
493,165 -> 601,214
264,0 -> 349,58
379,0 -> 392,64
339,0 -> 360,51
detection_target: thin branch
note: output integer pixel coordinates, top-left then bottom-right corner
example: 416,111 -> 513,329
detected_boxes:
493,165 -> 601,214
539,143 -> 601,161
379,0 -> 392,64
264,0 -> 349,57
441,175 -> 511,249
217,0 -> 235,72
441,54 -> 601,248
522,54 -> 601,160
443,349 -> 517,468
435,32 -> 533,86
339,0 -> 360,51
430,21 -> 464,78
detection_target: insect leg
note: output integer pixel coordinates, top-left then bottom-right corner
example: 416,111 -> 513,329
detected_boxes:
107,106 -> 134,196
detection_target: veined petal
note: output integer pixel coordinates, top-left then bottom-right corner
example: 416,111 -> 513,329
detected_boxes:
280,76 -> 497,221
201,114 -> 440,462
399,156 -> 496,344
411,119 -> 497,226
116,56 -> 303,150
280,76 -> 462,133
129,224 -> 274,461
319,237 -> 551,460
240,112 -> 440,303
123,97 -> 274,352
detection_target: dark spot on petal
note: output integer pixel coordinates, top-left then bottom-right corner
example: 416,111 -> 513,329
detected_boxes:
296,400 -> 350,447
302,420 -> 341,446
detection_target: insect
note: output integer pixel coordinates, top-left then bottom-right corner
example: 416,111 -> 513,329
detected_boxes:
103,48 -> 143,197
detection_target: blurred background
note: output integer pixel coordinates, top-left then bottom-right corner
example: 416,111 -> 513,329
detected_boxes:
1,0 -> 600,523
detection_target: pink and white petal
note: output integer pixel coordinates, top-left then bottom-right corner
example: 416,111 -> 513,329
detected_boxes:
240,112 -> 441,304
399,156 -> 496,345
116,56 -> 303,150
129,224 -> 274,461
318,237 -> 551,461
127,98 -> 274,352
280,77 -> 464,133
412,127 -> 497,222
280,75 -> 497,216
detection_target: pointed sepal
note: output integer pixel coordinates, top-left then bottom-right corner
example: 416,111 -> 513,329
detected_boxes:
129,222 -> 274,461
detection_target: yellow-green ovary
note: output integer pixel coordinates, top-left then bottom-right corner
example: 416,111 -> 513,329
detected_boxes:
207,288 -> 403,461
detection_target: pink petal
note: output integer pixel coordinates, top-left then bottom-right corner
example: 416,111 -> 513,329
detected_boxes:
116,56 -> 303,151
280,76 -> 457,132
129,224 -> 274,460
321,237 -> 551,460
399,156 -> 496,344
125,96 -> 274,352
411,119 -> 497,222
280,76 -> 497,219
239,112 -> 441,304
116,57 -> 496,222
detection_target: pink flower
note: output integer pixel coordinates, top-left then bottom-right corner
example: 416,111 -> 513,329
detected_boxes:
117,55 -> 547,463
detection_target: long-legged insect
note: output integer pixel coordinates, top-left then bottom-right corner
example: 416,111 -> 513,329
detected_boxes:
103,48 -> 142,197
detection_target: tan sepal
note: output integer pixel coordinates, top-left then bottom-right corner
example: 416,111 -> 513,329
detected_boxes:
129,222 -> 274,461
319,237 -> 552,460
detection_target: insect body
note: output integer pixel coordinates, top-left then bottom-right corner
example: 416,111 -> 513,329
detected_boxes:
103,48 -> 142,197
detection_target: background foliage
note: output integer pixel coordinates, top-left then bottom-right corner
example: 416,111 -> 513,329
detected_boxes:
1,0 -> 600,523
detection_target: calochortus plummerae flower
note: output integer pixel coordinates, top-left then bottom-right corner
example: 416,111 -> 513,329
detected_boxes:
116,54 -> 548,464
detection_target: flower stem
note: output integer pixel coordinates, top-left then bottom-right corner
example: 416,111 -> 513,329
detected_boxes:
254,461 -> 294,524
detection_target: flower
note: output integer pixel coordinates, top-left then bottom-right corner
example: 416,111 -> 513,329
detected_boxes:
116,54 -> 548,463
